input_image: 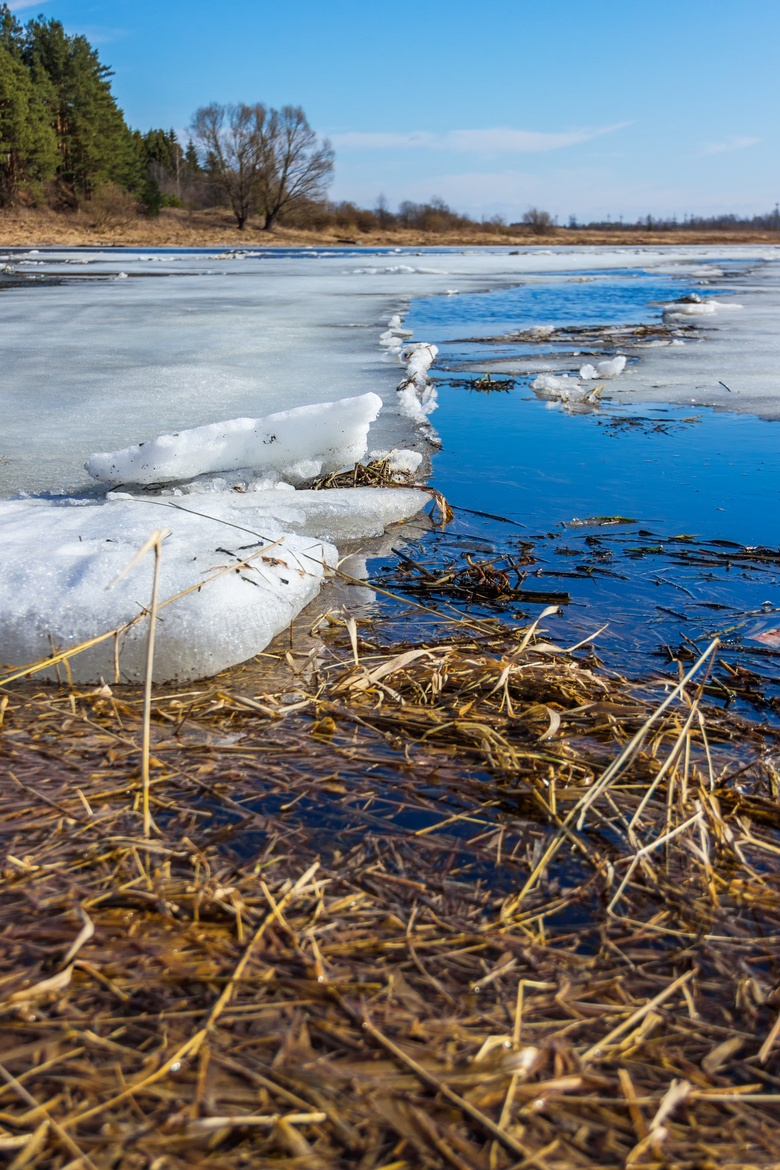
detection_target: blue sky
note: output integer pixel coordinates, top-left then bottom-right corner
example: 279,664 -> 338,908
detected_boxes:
9,0 -> 779,222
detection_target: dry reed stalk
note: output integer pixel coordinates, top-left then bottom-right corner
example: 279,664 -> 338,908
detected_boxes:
2,585 -> 780,1166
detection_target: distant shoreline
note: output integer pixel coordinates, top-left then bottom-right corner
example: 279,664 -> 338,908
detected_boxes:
1,206 -> 778,249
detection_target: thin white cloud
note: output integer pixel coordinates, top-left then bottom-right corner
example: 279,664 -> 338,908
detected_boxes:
700,136 -> 761,156
67,24 -> 127,45
330,122 -> 631,154
329,131 -> 437,150
444,124 -> 631,153
6,0 -> 53,9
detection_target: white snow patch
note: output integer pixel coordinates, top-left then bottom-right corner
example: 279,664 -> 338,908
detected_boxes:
87,394 -> 382,487
0,486 -> 427,683
579,355 -> 627,380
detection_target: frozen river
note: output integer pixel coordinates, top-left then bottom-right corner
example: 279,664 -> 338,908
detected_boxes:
2,243 -> 778,497
1,243 -> 779,688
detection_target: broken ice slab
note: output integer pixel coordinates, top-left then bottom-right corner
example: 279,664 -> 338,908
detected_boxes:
0,486 -> 428,683
86,393 -> 383,487
579,355 -> 627,380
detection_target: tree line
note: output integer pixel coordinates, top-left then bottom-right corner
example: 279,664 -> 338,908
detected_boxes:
1,6 -> 776,236
0,4 -> 334,230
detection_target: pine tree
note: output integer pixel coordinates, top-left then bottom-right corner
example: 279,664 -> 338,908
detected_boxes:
0,3 -> 23,56
0,42 -> 58,205
23,16 -> 139,199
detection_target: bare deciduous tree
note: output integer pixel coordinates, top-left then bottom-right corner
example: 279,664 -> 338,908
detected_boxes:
255,106 -> 334,231
189,102 -> 333,231
522,207 -> 556,235
190,102 -> 265,230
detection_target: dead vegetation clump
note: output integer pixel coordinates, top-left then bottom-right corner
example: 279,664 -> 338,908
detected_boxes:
311,457 -> 417,489
3,580 -> 780,1167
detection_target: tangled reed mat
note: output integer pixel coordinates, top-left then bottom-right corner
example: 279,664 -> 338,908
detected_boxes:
3,590 -> 780,1168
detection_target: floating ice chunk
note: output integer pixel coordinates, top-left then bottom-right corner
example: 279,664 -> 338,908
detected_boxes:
0,487 -> 427,683
531,373 -> 583,398
663,301 -> 717,317
86,394 -> 383,487
530,373 -> 600,411
579,355 -> 627,379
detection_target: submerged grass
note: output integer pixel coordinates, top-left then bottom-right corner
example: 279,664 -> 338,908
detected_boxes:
3,561 -> 780,1166
5,240 -> 780,1165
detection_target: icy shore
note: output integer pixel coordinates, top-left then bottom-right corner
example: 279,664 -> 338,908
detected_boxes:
2,243 -> 779,683
0,484 -> 428,683
1,243 -> 777,497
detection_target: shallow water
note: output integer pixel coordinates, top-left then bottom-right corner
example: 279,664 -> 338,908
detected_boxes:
396,260 -> 780,720
3,244 -> 779,717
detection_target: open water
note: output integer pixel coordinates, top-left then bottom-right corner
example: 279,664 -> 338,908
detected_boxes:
396,259 -> 780,720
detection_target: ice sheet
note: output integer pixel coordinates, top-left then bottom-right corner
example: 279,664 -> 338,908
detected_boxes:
0,487 -> 428,682
2,243 -> 776,496
87,393 -> 382,486
611,270 -> 780,416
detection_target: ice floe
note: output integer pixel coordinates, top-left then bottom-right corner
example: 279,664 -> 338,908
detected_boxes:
3,243 -> 777,497
0,486 -> 427,683
3,382 -> 430,681
87,394 -> 383,487
530,373 -> 601,410
579,355 -> 627,380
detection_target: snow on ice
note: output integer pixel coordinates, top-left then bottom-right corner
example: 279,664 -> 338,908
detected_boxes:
3,242 -> 780,682
0,486 -> 427,683
87,393 -> 383,487
579,355 -> 627,380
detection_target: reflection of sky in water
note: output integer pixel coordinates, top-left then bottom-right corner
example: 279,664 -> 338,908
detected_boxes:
428,390 -> 780,548
401,265 -> 780,701
406,271 -> 722,340
405,268 -> 779,547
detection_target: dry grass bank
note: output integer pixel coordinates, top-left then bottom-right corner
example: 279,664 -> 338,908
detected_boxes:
2,581 -> 780,1167
2,205 -> 779,249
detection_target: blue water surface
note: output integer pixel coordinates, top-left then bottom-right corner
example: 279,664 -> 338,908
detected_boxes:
395,259 -> 780,711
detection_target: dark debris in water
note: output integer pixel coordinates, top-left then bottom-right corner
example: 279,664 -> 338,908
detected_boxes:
597,413 -> 702,437
385,547 -> 571,605
563,516 -> 638,528
373,517 -> 780,723
443,374 -> 518,394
